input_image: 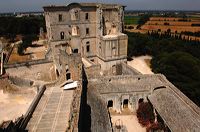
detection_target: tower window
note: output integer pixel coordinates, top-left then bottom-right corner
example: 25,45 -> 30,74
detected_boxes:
59,14 -> 62,22
107,100 -> 113,108
66,73 -> 71,80
86,45 -> 90,52
86,28 -> 89,35
72,26 -> 80,36
85,13 -> 89,20
60,32 -> 64,40
86,41 -> 90,52
71,9 -> 79,20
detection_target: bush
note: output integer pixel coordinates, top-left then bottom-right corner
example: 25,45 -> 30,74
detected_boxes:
128,26 -> 134,29
17,34 -> 39,55
137,102 -> 154,127
164,22 -> 169,25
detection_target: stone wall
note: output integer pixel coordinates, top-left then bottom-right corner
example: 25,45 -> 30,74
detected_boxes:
4,59 -> 52,69
55,51 -> 82,85
84,64 -> 101,78
6,62 -> 56,82
89,74 -> 166,113
9,76 -> 34,87
118,62 -> 142,75
87,87 -> 112,132
68,84 -> 82,132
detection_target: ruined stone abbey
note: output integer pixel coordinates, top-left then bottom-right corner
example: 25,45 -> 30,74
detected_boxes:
1,2 -> 200,132
44,3 -> 128,75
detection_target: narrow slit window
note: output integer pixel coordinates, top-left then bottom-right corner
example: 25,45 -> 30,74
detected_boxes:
85,13 -> 89,20
60,32 -> 64,40
59,14 -> 62,22
86,28 -> 89,35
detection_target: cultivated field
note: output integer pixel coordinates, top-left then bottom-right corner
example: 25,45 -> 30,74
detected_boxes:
126,16 -> 200,40
124,16 -> 141,25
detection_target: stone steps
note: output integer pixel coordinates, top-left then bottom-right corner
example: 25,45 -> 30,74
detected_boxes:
26,87 -> 74,132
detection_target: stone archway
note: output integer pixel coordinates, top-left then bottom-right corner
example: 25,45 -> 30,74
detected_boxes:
123,99 -> 129,108
138,98 -> 144,104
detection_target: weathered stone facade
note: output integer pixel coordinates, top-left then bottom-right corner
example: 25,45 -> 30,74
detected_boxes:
44,3 -> 128,74
3,2 -> 199,132
43,3 -> 200,132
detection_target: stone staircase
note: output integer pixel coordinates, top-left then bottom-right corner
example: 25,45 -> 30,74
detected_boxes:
26,86 -> 74,132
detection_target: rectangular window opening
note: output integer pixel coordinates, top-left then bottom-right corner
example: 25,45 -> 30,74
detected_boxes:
59,14 -> 62,22
86,45 -> 90,52
86,28 -> 89,35
85,13 -> 89,20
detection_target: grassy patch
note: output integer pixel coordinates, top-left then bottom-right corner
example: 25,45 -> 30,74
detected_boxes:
125,16 -> 141,25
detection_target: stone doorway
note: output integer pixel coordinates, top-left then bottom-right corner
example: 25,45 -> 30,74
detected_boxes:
123,99 -> 128,108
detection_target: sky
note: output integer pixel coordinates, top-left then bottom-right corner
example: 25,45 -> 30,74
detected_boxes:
0,0 -> 200,13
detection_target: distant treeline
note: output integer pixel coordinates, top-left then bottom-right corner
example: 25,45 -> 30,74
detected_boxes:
137,14 -> 152,29
127,31 -> 200,106
181,31 -> 200,37
0,16 -> 46,37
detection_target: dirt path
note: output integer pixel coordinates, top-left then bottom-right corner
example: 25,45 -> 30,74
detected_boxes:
127,55 -> 154,74
0,90 -> 35,123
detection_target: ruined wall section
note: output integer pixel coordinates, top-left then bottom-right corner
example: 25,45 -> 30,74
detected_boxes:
84,64 -> 101,79
9,76 -> 34,87
6,62 -> 57,82
68,82 -> 83,132
116,62 -> 142,75
89,74 -> 166,112
87,86 -> 112,132
4,59 -> 52,69
56,51 -> 82,84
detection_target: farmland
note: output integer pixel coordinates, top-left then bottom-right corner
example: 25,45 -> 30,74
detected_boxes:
124,16 -> 141,25
125,16 -> 200,40
142,17 -> 200,33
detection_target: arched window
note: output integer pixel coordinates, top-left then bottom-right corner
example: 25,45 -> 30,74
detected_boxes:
60,32 -> 65,40
138,98 -> 144,104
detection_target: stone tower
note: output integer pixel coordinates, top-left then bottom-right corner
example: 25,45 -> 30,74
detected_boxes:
43,3 -> 128,74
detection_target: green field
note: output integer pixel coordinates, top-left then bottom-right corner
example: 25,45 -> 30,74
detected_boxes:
124,16 -> 141,25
